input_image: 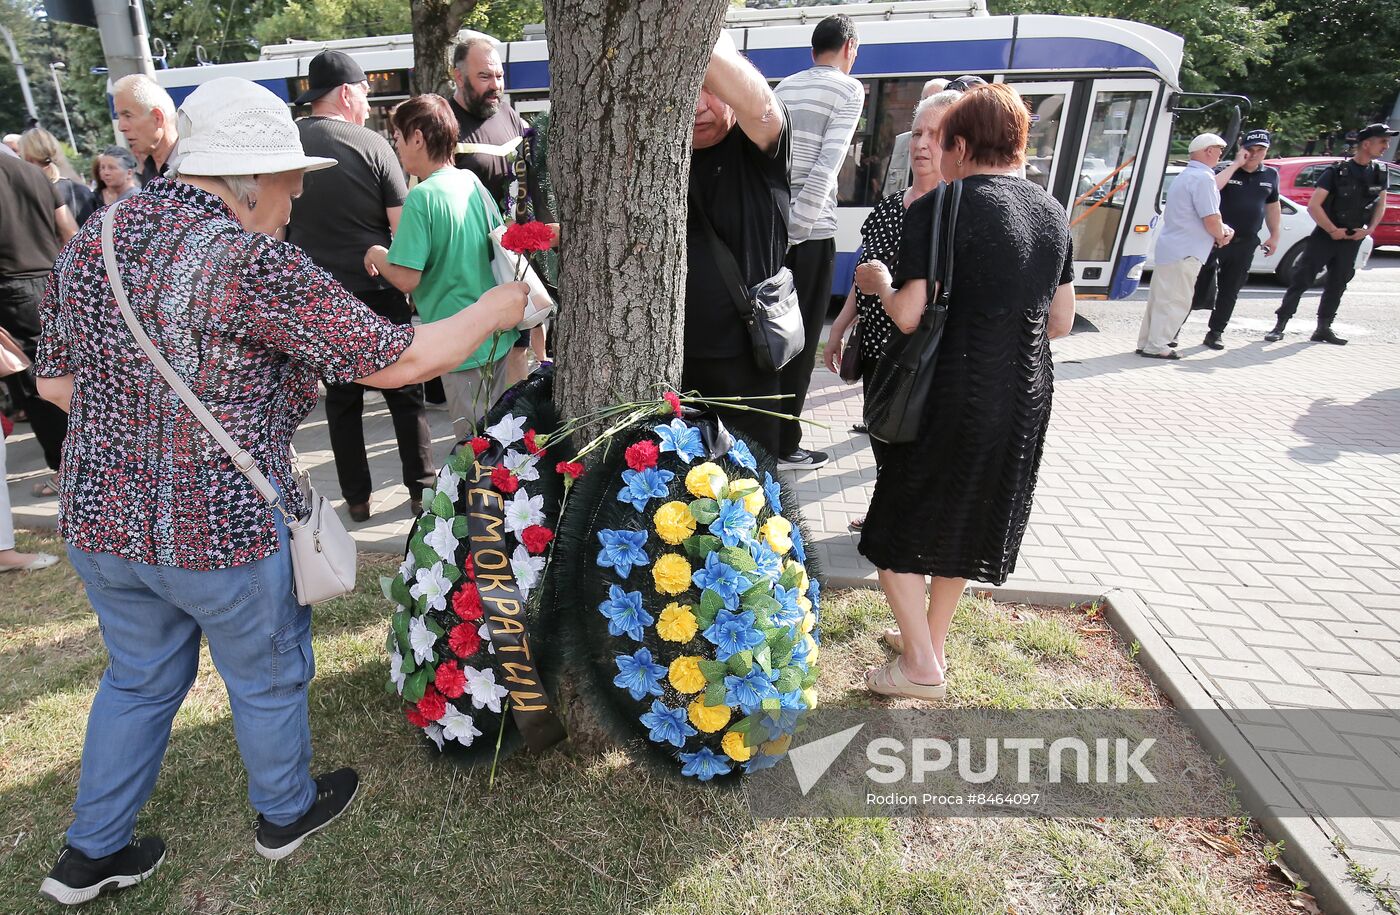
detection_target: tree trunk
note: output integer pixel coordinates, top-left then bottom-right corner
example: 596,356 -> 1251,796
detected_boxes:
543,0 -> 729,432
410,0 -> 482,96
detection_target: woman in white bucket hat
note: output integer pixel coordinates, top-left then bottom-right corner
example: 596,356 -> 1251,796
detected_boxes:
31,77 -> 526,905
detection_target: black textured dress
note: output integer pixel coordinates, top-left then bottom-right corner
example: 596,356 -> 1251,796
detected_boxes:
858,175 -> 1072,584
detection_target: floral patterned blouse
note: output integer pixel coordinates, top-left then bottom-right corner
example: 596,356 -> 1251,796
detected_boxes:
36,179 -> 414,570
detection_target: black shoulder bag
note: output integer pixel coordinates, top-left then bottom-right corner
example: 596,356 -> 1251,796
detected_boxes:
863,179 -> 962,445
688,191 -> 805,373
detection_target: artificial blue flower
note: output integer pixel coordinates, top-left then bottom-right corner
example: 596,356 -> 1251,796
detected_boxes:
654,418 -> 705,464
679,746 -> 733,782
756,705 -> 804,738
598,585 -> 653,642
597,528 -> 650,579
743,751 -> 783,774
727,439 -> 757,471
709,498 -> 756,548
790,523 -> 808,564
616,467 -> 675,512
703,608 -> 767,660
640,699 -> 696,748
763,471 -> 784,514
791,632 -> 815,667
778,689 -> 807,710
724,666 -> 780,715
692,553 -> 747,608
770,584 -> 805,628
750,541 -> 783,583
614,647 -> 667,700
806,575 -> 821,608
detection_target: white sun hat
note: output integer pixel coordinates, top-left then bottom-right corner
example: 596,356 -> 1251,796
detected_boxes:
172,77 -> 337,177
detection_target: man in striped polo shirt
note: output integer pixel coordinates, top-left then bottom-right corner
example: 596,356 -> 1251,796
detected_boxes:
774,14 -> 864,470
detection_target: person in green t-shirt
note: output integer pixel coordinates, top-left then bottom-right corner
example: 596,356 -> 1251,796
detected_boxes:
365,95 -> 518,440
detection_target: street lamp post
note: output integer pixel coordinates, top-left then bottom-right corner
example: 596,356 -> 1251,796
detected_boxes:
0,23 -> 39,123
49,62 -> 78,153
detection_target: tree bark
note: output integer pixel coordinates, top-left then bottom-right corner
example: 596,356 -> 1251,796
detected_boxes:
410,0 -> 482,96
543,0 -> 729,433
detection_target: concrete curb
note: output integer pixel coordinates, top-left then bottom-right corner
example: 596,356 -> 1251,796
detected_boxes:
823,575 -> 1379,915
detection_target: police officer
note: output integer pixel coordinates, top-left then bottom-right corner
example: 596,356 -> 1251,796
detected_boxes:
1191,129 -> 1281,349
1266,122 -> 1396,345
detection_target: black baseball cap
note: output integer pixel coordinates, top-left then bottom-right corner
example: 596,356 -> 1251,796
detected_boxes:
1357,123 -> 1399,142
1242,129 -> 1271,148
295,50 -> 367,104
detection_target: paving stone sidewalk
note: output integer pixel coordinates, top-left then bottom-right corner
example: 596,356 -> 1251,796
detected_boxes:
6,324 -> 1398,908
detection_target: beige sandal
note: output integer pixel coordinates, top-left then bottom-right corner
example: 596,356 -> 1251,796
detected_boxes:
865,659 -> 946,700
878,629 -> 950,672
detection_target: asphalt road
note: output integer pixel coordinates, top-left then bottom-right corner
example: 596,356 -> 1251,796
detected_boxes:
1076,247 -> 1400,346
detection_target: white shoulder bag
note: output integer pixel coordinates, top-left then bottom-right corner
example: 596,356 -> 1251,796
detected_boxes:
100,201 -> 357,605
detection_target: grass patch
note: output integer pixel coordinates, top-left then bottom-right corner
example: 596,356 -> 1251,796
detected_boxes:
0,532 -> 1303,914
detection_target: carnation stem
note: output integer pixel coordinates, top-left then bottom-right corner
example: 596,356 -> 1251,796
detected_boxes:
488,696 -> 512,790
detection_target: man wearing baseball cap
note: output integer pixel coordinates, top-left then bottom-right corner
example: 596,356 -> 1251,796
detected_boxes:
1267,122 -> 1395,345
1190,128 -> 1281,349
1137,133 -> 1234,359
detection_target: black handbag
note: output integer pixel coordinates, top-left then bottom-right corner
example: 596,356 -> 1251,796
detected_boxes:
838,319 -> 862,383
863,179 -> 962,444
689,192 -> 805,373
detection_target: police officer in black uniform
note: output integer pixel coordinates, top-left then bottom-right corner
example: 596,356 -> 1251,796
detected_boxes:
1191,129 -> 1281,349
1266,122 -> 1396,345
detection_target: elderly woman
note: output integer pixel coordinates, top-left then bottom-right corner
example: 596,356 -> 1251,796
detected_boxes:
854,83 -> 1076,701
33,78 -> 525,905
826,89 -> 961,532
91,146 -> 142,206
20,127 -> 96,225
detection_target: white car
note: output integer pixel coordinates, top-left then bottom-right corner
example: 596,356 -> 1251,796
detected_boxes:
1144,165 -> 1373,285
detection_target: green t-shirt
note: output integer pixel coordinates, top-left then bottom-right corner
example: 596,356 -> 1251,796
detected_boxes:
388,166 -> 518,371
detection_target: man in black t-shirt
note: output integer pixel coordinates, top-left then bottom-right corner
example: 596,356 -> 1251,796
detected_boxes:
286,50 -> 433,523
1190,129 -> 1281,349
684,31 -> 792,457
1268,123 -> 1395,346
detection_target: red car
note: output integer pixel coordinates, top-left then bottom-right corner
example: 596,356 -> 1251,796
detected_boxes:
1267,156 -> 1400,249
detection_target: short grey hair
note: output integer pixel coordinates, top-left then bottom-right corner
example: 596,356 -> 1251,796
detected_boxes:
212,174 -> 261,208
452,36 -> 497,71
112,74 -> 176,120
921,78 -> 949,98
912,89 -> 962,128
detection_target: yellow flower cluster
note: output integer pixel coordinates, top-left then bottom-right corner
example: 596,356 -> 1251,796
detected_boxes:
669,655 -> 705,693
652,553 -> 692,595
721,731 -> 753,762
657,602 -> 698,643
688,696 -> 731,732
653,501 -> 695,545
760,516 -> 793,554
685,462 -> 727,499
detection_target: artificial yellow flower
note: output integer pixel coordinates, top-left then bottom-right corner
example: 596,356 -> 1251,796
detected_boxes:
688,696 -> 732,732
722,730 -> 753,762
657,603 -> 698,643
684,462 -> 727,499
801,611 -> 816,634
653,501 -> 696,545
797,595 -> 813,615
742,488 -> 766,516
652,553 -> 692,595
761,733 -> 792,756
801,687 -> 819,711
668,655 -> 705,693
760,516 -> 793,554
802,634 -> 819,665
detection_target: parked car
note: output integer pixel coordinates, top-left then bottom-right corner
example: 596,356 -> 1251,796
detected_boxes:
1268,156 -> 1400,250
1144,165 -> 1373,286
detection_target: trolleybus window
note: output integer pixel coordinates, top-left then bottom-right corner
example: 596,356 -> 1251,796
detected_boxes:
1070,90 -> 1151,262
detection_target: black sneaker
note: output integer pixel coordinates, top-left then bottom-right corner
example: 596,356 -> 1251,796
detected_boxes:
254,768 -> 359,862
1310,327 -> 1348,345
1203,332 -> 1224,350
39,836 -> 166,906
778,448 -> 829,471
1264,322 -> 1287,342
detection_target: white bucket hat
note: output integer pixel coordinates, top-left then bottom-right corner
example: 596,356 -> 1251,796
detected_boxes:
173,77 -> 336,177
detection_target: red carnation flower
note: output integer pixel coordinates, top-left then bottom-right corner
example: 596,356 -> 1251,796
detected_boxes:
500,219 -> 555,254
434,661 -> 466,699
417,686 -> 447,722
625,440 -> 659,472
405,704 -> 431,729
462,551 -> 475,578
470,437 -> 490,457
523,428 -> 542,455
663,391 -> 682,417
491,464 -> 520,494
556,460 -> 584,480
452,581 -> 484,621
521,524 -> 554,554
449,622 -> 482,658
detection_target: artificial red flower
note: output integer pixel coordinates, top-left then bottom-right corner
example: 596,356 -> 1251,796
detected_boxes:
462,551 -> 475,579
417,686 -> 447,722
452,581 -> 483,621
470,436 -> 490,457
556,461 -> 584,480
405,705 -> 431,728
434,661 -> 466,699
449,623 -> 482,658
663,391 -> 682,417
523,428 -> 542,455
491,464 -> 520,494
500,219 -> 555,254
625,440 -> 659,472
521,525 -> 554,554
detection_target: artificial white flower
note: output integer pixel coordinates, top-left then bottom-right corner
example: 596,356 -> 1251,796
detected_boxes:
434,466 -> 463,500
503,489 -> 545,536
464,665 -> 509,713
398,552 -> 416,581
389,648 -> 407,693
511,543 -> 546,601
408,615 -> 436,665
485,413 -> 526,447
409,563 -> 451,612
423,516 -> 459,562
440,705 -> 483,746
478,622 -> 495,655
425,722 -> 445,751
502,449 -> 540,482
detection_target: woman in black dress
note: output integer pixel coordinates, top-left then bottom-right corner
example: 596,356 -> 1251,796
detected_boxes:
854,83 -> 1076,700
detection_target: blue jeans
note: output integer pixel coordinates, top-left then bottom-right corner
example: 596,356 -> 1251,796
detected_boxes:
65,513 -> 317,857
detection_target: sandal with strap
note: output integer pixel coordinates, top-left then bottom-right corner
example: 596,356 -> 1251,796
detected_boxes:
31,474 -> 60,498
878,629 -> 950,672
865,658 -> 946,701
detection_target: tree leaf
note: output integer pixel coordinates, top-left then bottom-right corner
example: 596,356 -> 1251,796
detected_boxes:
683,533 -> 722,562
